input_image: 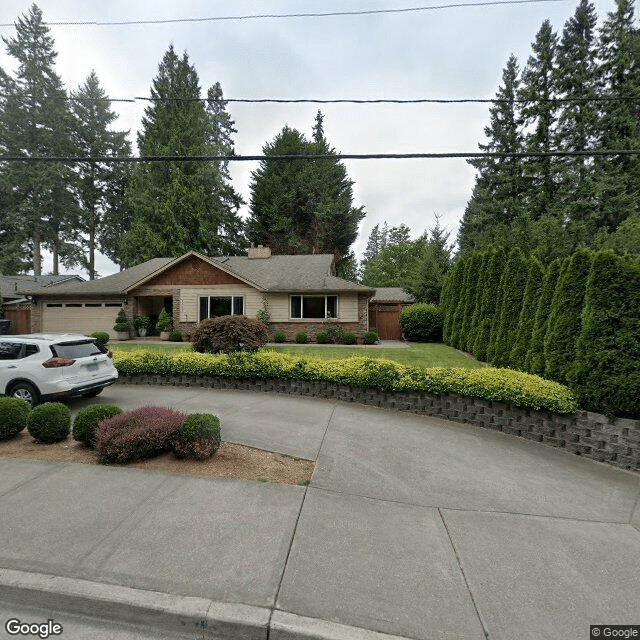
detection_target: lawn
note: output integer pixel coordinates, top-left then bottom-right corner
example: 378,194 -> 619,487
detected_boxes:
110,341 -> 484,369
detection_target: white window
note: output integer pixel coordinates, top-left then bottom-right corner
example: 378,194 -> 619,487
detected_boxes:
290,295 -> 338,319
199,296 -> 244,321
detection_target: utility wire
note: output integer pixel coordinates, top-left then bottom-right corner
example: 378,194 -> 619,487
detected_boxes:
1,150 -> 639,163
0,0 -> 568,27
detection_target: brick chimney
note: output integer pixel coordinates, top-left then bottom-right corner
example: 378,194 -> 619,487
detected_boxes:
247,244 -> 272,259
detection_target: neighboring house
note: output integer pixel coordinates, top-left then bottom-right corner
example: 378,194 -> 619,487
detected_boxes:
0,274 -> 85,335
29,246 -> 376,342
368,287 -> 415,340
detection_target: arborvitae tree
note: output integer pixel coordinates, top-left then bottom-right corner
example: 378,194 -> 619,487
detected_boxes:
121,46 -> 245,266
543,247 -> 593,382
552,0 -> 599,229
509,254 -> 545,370
247,111 -> 364,264
490,247 -> 529,367
70,71 -> 131,279
518,20 -> 559,222
458,251 -> 485,352
594,0 -> 640,231
442,258 -> 467,344
568,251 -> 640,419
525,258 -> 564,375
1,4 -> 77,274
471,246 -> 506,361
459,55 -> 525,253
449,258 -> 473,349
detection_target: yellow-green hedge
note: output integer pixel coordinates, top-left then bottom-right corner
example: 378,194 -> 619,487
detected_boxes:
112,349 -> 578,414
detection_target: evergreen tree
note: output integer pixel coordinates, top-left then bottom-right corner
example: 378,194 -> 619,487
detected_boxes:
525,258 -> 564,375
121,46 -> 244,266
359,224 -> 416,287
459,55 -> 525,253
1,4 -> 77,274
449,257 -> 473,349
70,71 -> 131,278
441,257 -> 467,344
457,251 -> 485,352
543,247 -> 593,382
247,111 -> 364,264
509,254 -> 545,370
471,246 -> 506,361
491,247 -> 529,367
568,251 -> 640,418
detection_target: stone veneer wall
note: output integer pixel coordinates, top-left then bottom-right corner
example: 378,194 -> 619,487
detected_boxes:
116,376 -> 640,471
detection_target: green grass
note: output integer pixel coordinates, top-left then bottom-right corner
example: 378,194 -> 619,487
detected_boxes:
269,343 -> 485,369
109,340 -> 484,369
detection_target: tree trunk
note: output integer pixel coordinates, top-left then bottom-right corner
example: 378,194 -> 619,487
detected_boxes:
52,235 -> 59,276
32,226 -> 42,276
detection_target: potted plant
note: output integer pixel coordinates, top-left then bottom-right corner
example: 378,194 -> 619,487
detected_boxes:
133,314 -> 150,337
156,308 -> 173,341
113,310 -> 129,340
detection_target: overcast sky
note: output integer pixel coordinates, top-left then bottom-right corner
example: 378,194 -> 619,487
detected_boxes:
0,0 -> 621,277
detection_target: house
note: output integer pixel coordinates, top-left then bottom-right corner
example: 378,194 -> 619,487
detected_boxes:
0,274 -> 85,335
368,287 -> 415,340
28,246 -> 376,342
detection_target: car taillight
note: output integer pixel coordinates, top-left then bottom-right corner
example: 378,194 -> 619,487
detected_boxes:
107,350 -> 113,359
42,357 -> 76,368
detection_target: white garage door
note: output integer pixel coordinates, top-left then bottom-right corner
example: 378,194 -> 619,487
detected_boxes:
42,302 -> 123,339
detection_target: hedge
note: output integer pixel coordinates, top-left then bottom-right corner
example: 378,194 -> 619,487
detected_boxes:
112,349 -> 578,414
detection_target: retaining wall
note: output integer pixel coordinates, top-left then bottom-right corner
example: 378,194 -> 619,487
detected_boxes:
116,375 -> 640,471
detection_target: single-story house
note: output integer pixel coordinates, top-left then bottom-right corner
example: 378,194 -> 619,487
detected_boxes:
28,246 -> 377,342
368,287 -> 415,340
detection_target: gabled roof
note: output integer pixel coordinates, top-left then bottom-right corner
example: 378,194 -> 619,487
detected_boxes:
371,287 -> 415,303
30,253 -> 375,297
0,274 -> 84,299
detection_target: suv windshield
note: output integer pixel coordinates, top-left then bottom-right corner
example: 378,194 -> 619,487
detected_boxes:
51,340 -> 105,359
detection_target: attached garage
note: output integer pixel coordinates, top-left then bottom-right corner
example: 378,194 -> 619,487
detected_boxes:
42,301 -> 123,338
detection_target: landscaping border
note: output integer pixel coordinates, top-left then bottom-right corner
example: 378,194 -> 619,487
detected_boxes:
116,376 -> 640,471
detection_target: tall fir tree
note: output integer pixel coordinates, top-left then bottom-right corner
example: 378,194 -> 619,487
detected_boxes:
1,4 -> 77,274
121,46 -> 245,267
70,71 -> 131,279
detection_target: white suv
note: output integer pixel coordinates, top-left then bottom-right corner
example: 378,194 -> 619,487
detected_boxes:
0,334 -> 118,406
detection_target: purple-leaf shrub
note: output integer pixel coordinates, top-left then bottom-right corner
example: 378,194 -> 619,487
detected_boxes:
95,406 -> 187,464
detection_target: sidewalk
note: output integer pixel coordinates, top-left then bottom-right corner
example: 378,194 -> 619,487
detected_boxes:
1,387 -> 639,639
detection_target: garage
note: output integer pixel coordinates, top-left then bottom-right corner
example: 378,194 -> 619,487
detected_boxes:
42,301 -> 123,338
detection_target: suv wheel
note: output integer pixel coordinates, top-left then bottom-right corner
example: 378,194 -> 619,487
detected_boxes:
9,382 -> 40,407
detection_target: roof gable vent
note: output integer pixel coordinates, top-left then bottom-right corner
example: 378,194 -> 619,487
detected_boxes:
248,244 -> 272,259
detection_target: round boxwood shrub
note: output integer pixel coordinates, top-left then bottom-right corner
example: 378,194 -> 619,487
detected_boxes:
73,404 -> 122,447
173,413 -> 221,460
169,329 -> 183,342
27,402 -> 71,443
90,331 -> 110,346
0,397 -> 30,440
316,330 -> 330,344
400,304 -> 444,342
363,330 -> 379,345
295,332 -> 308,344
192,315 -> 269,354
274,330 -> 286,343
342,332 -> 357,345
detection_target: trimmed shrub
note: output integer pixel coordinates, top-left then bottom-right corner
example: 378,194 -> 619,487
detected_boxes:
169,330 -> 183,342
544,247 -> 593,383
113,310 -> 128,332
274,330 -> 287,343
295,332 -> 308,344
363,330 -> 379,345
324,325 -> 345,343
342,332 -> 357,345
156,308 -> 172,332
0,397 -> 30,440
191,315 -> 269,354
173,413 -> 221,460
96,407 -> 187,464
400,304 -> 444,342
27,402 -> 71,443
316,330 -> 330,344
73,404 -> 122,447
568,251 -> 640,419
524,258 -> 562,375
90,331 -> 110,346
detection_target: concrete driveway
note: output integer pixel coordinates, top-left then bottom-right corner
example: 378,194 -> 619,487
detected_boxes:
0,384 -> 638,640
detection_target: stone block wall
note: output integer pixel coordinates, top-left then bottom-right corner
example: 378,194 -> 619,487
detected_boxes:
116,376 -> 640,471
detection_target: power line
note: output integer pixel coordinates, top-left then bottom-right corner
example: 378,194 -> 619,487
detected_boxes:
0,0 -> 568,27
1,150 -> 639,163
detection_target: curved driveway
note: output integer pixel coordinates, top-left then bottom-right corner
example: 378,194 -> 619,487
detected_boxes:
0,384 -> 638,640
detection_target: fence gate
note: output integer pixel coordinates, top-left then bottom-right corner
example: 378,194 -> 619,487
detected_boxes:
369,305 -> 403,340
3,306 -> 31,334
